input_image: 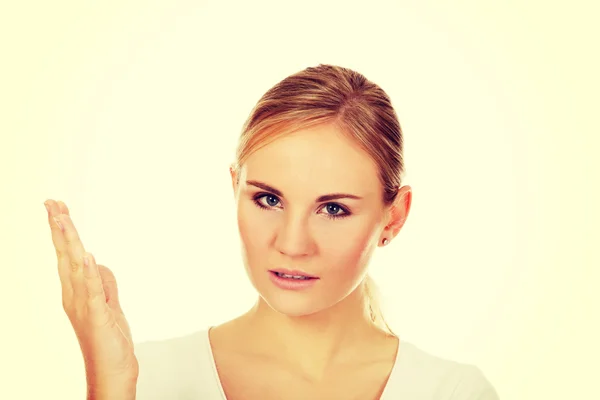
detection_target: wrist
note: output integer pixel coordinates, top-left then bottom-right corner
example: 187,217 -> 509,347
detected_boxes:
86,374 -> 138,400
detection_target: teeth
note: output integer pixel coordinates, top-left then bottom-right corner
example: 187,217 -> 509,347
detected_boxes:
276,272 -> 309,280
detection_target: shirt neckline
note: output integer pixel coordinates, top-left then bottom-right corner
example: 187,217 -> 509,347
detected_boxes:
205,327 -> 228,400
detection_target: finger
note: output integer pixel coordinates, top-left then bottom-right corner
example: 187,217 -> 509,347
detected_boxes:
44,199 -> 66,251
57,213 -> 88,297
56,200 -> 70,216
83,253 -> 112,327
44,199 -> 73,297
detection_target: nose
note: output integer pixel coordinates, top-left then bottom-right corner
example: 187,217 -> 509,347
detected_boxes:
274,212 -> 314,258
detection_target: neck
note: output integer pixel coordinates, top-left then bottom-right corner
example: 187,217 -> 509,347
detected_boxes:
239,284 -> 390,380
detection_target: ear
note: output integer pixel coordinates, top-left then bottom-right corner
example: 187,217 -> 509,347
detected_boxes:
229,163 -> 238,197
380,185 -> 412,244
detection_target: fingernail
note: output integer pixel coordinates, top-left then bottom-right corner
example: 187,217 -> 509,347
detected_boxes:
44,203 -> 50,214
53,216 -> 64,231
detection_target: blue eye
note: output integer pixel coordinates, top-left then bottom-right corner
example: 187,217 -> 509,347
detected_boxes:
264,195 -> 279,207
326,204 -> 342,215
253,194 -> 281,209
252,193 -> 351,220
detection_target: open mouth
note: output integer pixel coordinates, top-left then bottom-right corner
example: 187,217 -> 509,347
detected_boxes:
271,271 -> 317,280
268,270 -> 319,290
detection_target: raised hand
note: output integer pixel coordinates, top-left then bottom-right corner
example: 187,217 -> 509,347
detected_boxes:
44,200 -> 138,399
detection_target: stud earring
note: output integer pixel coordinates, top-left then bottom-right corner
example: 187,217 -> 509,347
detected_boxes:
382,238 -> 389,246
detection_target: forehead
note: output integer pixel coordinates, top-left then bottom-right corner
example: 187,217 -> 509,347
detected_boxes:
243,124 -> 380,196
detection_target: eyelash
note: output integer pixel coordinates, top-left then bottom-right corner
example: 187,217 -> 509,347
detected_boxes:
252,193 -> 351,220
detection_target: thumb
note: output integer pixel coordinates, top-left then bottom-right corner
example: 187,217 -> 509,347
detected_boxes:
97,264 -> 122,311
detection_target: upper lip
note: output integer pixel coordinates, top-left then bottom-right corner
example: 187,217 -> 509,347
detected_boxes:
270,268 -> 319,279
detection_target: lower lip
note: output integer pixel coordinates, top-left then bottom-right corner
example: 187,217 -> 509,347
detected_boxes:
268,271 -> 319,290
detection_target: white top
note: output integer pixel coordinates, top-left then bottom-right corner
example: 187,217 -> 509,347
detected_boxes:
135,329 -> 499,399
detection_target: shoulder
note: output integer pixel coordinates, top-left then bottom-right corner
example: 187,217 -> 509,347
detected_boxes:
447,363 -> 499,400
134,328 -> 224,399
384,341 -> 499,399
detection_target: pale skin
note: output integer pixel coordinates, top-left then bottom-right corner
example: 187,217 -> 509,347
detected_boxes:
211,123 -> 412,400
45,122 -> 411,400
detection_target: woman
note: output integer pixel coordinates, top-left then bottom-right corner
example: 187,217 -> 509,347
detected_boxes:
44,64 -> 499,399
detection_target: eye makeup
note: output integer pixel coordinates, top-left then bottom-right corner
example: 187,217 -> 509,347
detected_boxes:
252,193 -> 352,220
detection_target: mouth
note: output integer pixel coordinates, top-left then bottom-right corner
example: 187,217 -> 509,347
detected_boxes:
269,269 -> 319,280
268,269 -> 320,290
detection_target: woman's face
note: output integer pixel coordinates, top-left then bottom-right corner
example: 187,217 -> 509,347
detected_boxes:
231,123 -> 395,317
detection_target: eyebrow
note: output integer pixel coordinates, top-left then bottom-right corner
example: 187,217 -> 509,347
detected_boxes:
246,180 -> 363,202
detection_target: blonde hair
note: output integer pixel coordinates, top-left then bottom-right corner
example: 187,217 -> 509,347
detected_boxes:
232,64 -> 404,334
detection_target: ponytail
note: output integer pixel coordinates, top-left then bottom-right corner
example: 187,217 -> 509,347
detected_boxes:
364,274 -> 395,335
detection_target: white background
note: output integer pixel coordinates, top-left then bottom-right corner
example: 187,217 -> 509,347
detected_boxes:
1,1 -> 598,398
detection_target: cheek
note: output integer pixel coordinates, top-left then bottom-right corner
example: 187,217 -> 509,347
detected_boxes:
237,201 -> 274,262
320,225 -> 375,276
